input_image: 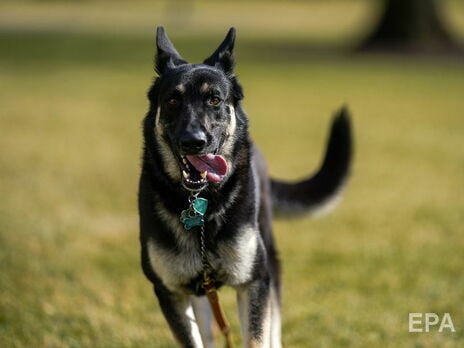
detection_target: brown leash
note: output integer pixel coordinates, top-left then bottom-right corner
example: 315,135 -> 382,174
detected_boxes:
180,191 -> 234,347
203,273 -> 235,348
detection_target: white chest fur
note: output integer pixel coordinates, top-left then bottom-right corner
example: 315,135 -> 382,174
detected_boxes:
147,209 -> 259,292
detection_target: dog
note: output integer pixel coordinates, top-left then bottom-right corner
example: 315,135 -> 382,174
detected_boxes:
138,26 -> 352,348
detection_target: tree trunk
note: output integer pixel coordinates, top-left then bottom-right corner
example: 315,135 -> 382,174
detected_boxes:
361,0 -> 460,53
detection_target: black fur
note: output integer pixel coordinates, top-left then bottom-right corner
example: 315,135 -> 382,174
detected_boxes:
139,27 -> 353,347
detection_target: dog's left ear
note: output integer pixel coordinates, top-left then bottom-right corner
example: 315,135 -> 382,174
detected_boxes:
203,27 -> 236,75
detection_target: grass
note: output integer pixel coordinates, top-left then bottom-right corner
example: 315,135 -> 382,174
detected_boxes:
1,1 -> 464,347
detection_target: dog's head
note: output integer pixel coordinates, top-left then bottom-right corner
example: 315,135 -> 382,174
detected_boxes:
146,27 -> 246,191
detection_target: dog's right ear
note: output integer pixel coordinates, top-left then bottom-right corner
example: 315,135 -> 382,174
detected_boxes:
155,26 -> 187,75
203,27 -> 236,75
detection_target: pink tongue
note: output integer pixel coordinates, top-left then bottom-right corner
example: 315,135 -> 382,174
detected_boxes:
186,154 -> 228,183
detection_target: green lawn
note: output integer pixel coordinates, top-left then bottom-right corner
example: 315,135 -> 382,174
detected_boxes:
1,1 -> 464,347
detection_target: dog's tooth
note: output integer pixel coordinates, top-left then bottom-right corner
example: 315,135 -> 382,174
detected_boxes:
182,158 -> 187,164
182,170 -> 189,179
200,171 -> 207,179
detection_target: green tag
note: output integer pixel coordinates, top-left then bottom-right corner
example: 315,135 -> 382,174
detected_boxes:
180,209 -> 190,224
180,196 -> 208,230
183,215 -> 205,230
192,198 -> 208,215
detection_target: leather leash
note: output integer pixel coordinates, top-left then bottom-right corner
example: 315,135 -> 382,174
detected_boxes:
203,273 -> 234,348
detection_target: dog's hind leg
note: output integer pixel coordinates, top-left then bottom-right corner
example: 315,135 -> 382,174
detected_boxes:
154,284 -> 204,348
191,295 -> 215,348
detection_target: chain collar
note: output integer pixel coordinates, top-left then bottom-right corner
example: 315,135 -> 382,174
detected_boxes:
180,187 -> 212,276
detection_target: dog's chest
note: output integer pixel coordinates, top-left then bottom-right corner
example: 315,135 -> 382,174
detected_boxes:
147,223 -> 258,293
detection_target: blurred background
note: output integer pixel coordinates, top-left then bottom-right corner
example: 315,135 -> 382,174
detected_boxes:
1,0 -> 463,347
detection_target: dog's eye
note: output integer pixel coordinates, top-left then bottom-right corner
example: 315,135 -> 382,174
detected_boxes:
208,97 -> 222,106
167,98 -> 178,106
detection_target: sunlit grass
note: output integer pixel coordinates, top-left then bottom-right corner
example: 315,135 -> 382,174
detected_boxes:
1,1 -> 464,347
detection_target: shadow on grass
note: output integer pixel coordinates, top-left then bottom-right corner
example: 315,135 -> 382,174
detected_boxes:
2,30 -> 463,75
0,30 -> 355,69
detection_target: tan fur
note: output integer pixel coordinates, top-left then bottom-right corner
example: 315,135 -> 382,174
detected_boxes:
200,82 -> 209,93
176,83 -> 186,93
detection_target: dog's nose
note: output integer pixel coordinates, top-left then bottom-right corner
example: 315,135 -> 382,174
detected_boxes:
178,130 -> 207,153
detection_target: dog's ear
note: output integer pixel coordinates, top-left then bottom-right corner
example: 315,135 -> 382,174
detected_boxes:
155,26 -> 187,75
203,27 -> 236,75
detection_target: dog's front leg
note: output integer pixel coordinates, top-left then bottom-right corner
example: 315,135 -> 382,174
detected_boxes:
237,277 -> 273,348
154,283 -> 204,348
191,295 -> 214,348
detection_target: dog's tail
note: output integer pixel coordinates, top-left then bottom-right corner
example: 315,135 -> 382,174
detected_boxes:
271,106 -> 353,217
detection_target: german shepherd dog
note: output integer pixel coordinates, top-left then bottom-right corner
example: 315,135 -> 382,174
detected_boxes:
139,27 -> 352,347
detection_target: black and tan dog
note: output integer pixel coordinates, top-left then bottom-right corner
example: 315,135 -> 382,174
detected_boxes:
139,27 -> 352,348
